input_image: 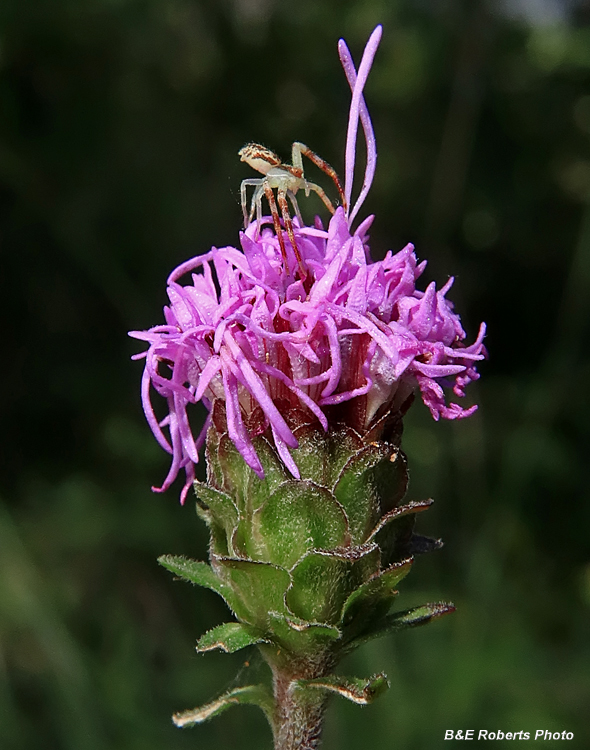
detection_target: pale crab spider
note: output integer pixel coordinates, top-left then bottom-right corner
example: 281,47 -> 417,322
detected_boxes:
239,142 -> 347,278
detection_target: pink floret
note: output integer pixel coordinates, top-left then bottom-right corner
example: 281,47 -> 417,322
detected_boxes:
129,209 -> 485,501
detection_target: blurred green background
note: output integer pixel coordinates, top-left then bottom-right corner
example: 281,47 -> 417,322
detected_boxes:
1,0 -> 589,748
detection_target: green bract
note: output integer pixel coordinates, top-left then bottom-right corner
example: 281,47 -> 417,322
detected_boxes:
159,401 -> 454,739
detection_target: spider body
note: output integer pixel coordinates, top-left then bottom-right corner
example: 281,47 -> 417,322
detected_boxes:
239,142 -> 346,279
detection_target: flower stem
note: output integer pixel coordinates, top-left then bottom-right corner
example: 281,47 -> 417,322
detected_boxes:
272,669 -> 328,750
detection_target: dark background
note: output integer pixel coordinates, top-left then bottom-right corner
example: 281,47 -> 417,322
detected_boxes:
1,0 -> 589,748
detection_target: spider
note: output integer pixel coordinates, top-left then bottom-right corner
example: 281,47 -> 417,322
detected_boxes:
239,142 -> 347,279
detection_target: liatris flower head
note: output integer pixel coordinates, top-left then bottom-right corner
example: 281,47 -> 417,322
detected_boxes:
130,25 -> 486,504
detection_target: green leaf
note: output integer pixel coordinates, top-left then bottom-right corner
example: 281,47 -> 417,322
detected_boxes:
194,481 -> 238,556
245,435 -> 290,511
290,423 -> 364,489
363,400 -> 410,446
216,433 -> 254,510
340,558 -> 413,626
215,431 -> 288,515
367,499 -> 434,566
366,499 -> 434,543
371,446 -> 409,515
198,515 -> 231,557
172,684 -> 274,727
213,556 -> 291,626
343,602 -> 456,653
157,555 -> 244,616
158,555 -> 221,588
332,444 -> 385,543
264,611 -> 341,655
197,622 -> 269,653
250,480 -> 348,569
268,611 -> 342,640
297,673 -> 389,705
333,444 -> 409,544
286,545 -> 379,625
385,602 -> 455,628
287,552 -> 349,625
193,482 -> 239,535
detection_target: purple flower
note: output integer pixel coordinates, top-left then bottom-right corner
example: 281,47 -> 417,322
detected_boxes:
130,26 -> 486,503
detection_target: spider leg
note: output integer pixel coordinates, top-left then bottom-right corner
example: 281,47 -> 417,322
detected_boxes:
263,182 -> 290,274
291,143 -> 304,172
252,183 -> 265,236
241,178 -> 263,227
305,181 -> 337,215
292,142 -> 347,212
277,187 -> 306,280
286,189 -> 303,226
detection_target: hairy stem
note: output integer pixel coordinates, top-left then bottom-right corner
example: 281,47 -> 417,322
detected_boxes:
272,669 -> 328,750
